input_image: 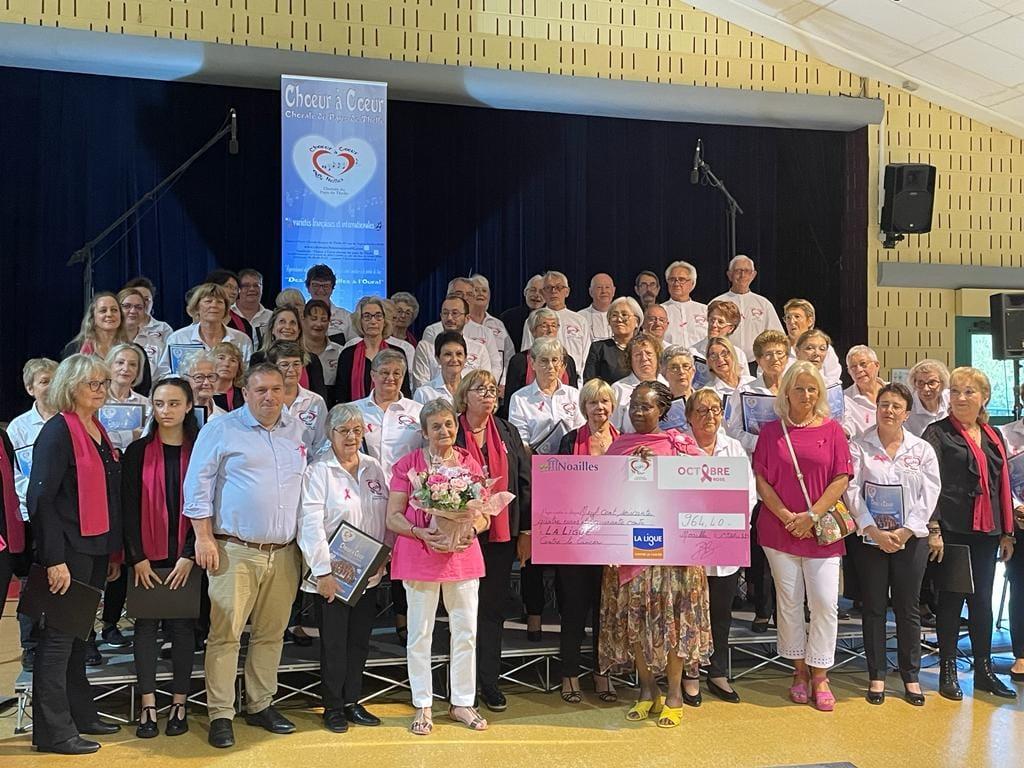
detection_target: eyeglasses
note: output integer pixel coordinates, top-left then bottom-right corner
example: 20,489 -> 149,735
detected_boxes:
542,284 -> 568,293
393,307 -> 414,317
636,281 -> 659,291
877,402 -> 906,413
608,311 -> 633,321
332,426 -> 364,437
276,361 -> 303,371
708,318 -> 733,329
949,388 -> 980,399
441,310 -> 465,318
915,378 -> 942,389
308,280 -> 333,291
667,276 -> 692,284
535,358 -> 563,368
645,317 -> 669,327
120,302 -> 145,313
667,362 -> 694,373
694,406 -> 723,417
707,352 -> 732,363
361,312 -> 384,322
239,281 -> 262,290
84,379 -> 112,392
783,313 -> 809,323
470,386 -> 499,397
190,374 -> 218,384
759,349 -> 788,360
374,370 -> 404,380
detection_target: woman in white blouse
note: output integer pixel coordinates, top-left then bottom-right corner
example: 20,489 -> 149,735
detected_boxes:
298,403 -> 390,733
686,388 -> 756,704
103,344 -> 150,451
157,283 -> 253,379
413,331 -> 466,405
905,358 -> 950,437
705,336 -> 753,425
726,330 -> 788,453
782,299 -> 842,384
508,337 -> 584,454
846,383 -> 940,707
660,346 -> 696,430
611,333 -> 667,433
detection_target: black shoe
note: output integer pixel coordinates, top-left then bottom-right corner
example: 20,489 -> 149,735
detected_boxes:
21,648 -> 34,672
85,641 -> 103,667
100,625 -> 132,649
865,689 -> 885,705
323,708 -> 349,733
939,658 -> 963,701
706,678 -> 740,703
284,629 -> 313,647
974,658 -> 1017,699
166,703 -> 188,736
920,611 -> 937,629
837,608 -> 851,620
79,720 -> 120,735
479,684 -> 507,712
903,687 -> 926,707
244,706 -> 295,734
37,736 -> 101,755
750,617 -> 770,634
136,706 -> 158,739
344,703 -> 381,726
682,678 -> 702,707
208,718 -> 234,748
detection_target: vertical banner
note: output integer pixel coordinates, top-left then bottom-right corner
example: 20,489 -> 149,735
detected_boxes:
281,75 -> 387,310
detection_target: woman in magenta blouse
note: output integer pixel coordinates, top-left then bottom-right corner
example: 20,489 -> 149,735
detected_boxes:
752,361 -> 852,712
386,399 -> 491,736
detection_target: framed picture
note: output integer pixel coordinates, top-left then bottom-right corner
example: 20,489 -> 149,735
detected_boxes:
304,521 -> 390,606
168,343 -> 204,374
98,403 -> 146,433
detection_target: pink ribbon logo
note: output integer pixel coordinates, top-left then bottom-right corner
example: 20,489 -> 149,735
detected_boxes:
700,464 -> 714,482
344,489 -> 352,500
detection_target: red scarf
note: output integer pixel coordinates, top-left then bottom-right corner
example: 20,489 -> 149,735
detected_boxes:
525,355 -> 569,386
225,387 -> 236,410
0,446 -> 25,553
351,339 -> 388,400
299,367 -> 310,390
80,341 -> 95,355
405,329 -> 418,347
227,310 -> 247,335
950,416 -> 1014,534
141,437 -> 192,561
63,411 -> 117,536
459,414 -> 511,542
572,423 -> 620,456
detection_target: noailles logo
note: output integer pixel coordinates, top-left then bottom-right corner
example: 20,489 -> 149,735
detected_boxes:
539,457 -> 599,472
632,527 -> 664,559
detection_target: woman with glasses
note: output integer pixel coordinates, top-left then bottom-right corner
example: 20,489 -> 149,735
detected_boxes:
27,355 -> 124,754
610,334 -> 667,433
454,370 -> 532,713
583,297 -> 642,385
119,287 -> 162,373
337,296 -> 413,403
704,336 -> 754,424
690,300 -> 750,375
905,359 -> 950,437
122,277 -> 174,370
781,299 -> 842,384
847,383 -> 940,706
390,292 -> 421,347
503,308 -> 580,413
180,351 -> 226,424
414,331 -> 467,405
660,346 -> 697,429
267,341 -> 328,452
156,283 -> 253,380
66,292 -> 153,396
249,306 -> 327,401
923,367 -> 1018,701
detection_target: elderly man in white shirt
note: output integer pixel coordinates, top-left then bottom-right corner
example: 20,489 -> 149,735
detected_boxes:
508,338 -> 585,454
521,271 -> 591,377
184,363 -> 309,748
662,260 -> 708,349
412,295 -> 493,390
712,255 -> 784,361
267,341 -> 328,452
418,278 -> 503,383
580,273 -> 615,342
844,345 -> 886,440
904,359 -> 950,437
467,274 -> 515,382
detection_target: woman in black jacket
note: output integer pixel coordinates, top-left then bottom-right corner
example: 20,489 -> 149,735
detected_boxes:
500,308 -> 577,418
922,366 -> 1017,701
582,296 -> 642,385
453,369 -> 531,714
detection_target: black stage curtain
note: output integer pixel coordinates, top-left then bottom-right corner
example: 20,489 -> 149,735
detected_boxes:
0,66 -> 865,416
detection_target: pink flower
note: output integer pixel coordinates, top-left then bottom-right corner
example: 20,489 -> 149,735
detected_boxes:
427,473 -> 446,485
450,477 -> 469,491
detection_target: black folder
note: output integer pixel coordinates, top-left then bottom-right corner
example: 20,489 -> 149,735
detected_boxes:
17,563 -> 102,641
934,543 -> 974,594
125,567 -> 202,620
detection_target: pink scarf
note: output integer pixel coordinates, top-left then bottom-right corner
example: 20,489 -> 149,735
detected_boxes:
351,339 -> 388,400
227,311 -> 247,335
459,414 -> 510,542
405,329 -> 418,347
141,437 -> 192,561
0,446 -> 25,553
63,412 -> 117,536
573,423 -> 620,456
950,416 -> 1014,534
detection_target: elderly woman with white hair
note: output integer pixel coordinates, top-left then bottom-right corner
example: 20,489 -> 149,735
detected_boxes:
390,291 -> 421,347
905,358 -> 950,436
298,403 -> 389,733
180,350 -> 227,424
501,308 -> 579,414
27,355 -> 124,754
843,345 -> 886,439
466,274 -> 515,378
660,346 -> 698,429
509,337 -> 585,455
583,296 -> 642,385
753,361 -> 852,712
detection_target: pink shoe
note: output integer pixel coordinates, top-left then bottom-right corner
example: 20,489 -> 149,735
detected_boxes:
789,672 -> 809,704
810,677 -> 835,711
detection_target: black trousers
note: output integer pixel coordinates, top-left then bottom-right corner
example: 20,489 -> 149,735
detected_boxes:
707,571 -> 739,679
746,502 -> 775,619
520,560 -> 546,616
937,532 -> 1000,660
101,569 -> 127,626
477,539 -> 515,688
317,588 -> 377,708
133,617 -> 196,695
1005,536 -> 1024,660
0,549 -> 11,618
848,535 -> 929,682
32,550 -> 108,748
555,564 -> 602,678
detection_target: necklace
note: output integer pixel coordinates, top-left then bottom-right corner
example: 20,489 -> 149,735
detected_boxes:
470,423 -> 487,434
427,447 -> 456,465
789,414 -> 818,428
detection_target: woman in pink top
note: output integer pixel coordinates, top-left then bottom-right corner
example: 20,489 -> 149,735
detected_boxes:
753,361 -> 852,712
386,399 -> 490,736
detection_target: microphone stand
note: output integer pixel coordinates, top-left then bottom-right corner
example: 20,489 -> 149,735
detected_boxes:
67,110 -> 237,308
695,158 -> 745,260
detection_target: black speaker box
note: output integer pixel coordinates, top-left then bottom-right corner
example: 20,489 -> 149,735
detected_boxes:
881,163 -> 936,234
990,293 -> 1024,360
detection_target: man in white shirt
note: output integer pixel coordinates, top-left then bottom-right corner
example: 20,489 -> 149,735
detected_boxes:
642,304 -> 670,346
185,364 -> 308,748
234,268 -> 274,348
521,271 -> 591,376
662,260 -> 708,348
712,255 -> 784,361
843,345 -> 886,439
306,264 -> 353,343
412,296 -> 493,389
634,270 -> 661,309
466,274 -> 514,382
418,278 -> 502,382
580,273 -> 615,341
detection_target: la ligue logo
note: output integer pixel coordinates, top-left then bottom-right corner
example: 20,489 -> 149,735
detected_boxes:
292,134 -> 377,207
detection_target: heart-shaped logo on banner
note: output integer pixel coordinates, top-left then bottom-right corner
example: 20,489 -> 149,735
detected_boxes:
291,135 -> 377,207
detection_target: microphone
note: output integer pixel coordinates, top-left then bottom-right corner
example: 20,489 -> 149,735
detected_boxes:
228,109 -> 238,155
689,138 -> 702,184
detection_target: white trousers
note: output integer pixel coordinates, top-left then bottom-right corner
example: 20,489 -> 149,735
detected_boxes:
763,548 -> 841,669
404,578 -> 480,707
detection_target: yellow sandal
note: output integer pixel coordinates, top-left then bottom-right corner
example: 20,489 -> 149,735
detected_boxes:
656,705 -> 683,728
625,694 -> 664,721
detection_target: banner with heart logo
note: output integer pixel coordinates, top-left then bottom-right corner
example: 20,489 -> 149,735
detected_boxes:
281,75 -> 387,313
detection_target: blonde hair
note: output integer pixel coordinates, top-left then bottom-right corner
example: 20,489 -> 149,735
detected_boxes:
453,369 -> 498,414
706,336 -> 739,381
70,292 -> 129,350
350,296 -> 394,339
48,354 -> 112,413
684,387 -> 722,418
185,283 -> 230,323
212,341 -> 246,387
949,366 -> 992,425
775,360 -> 831,422
104,343 -> 145,387
22,358 -> 58,390
276,288 -> 306,313
579,377 -> 618,413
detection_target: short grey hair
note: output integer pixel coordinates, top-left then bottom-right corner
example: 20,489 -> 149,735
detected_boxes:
660,345 -> 694,370
908,358 -> 950,389
447,276 -> 475,293
419,398 -> 458,431
845,344 -> 879,367
543,270 -> 569,287
327,403 -> 365,432
390,291 -> 420,320
528,307 -> 560,333
606,296 -> 643,327
728,254 -> 754,271
180,349 -> 218,378
48,354 -> 112,413
664,260 -> 698,289
524,274 -> 544,295
105,343 -> 145,386
370,348 -> 408,372
468,274 -> 490,290
530,336 -> 565,361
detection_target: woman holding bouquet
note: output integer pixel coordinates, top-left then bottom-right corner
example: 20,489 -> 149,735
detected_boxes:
386,399 -> 492,736
599,381 -> 712,729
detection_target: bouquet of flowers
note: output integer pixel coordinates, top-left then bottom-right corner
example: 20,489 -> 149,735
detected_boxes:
407,464 -> 515,552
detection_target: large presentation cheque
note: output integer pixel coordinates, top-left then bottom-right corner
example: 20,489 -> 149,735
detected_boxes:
531,455 -> 750,567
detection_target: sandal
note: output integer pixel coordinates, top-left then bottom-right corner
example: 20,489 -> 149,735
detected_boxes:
594,675 -> 618,703
448,705 -> 488,731
560,679 -> 582,704
656,705 -> 683,729
811,676 -> 835,712
789,671 -> 810,704
625,694 -> 664,721
409,707 -> 433,736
